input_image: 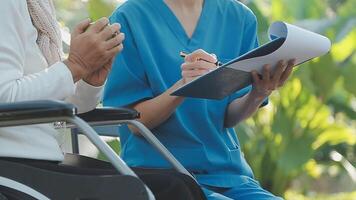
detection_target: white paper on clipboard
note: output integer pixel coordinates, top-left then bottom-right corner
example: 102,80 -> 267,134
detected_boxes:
226,21 -> 331,72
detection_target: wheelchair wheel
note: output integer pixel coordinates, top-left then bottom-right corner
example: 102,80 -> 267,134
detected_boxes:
0,193 -> 7,200
0,186 -> 37,200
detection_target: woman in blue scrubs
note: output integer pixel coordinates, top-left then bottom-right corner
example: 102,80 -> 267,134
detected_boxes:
104,0 -> 295,199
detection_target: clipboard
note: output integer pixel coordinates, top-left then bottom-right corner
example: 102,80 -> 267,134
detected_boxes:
171,21 -> 331,100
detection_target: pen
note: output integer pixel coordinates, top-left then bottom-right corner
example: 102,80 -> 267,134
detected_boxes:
180,51 -> 223,66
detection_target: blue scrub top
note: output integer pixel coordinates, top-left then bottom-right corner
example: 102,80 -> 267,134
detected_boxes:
104,0 -> 265,188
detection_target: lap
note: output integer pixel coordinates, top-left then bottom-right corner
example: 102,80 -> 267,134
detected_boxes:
0,157 -> 204,200
202,187 -> 233,200
202,181 -> 283,200
133,168 -> 203,200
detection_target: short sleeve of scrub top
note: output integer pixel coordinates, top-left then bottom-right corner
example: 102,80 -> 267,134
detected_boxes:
104,13 -> 154,107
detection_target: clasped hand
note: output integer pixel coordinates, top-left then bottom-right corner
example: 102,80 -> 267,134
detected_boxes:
64,17 -> 125,86
180,49 -> 296,97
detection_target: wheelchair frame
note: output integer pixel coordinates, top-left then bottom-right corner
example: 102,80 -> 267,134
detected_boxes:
0,100 -> 196,200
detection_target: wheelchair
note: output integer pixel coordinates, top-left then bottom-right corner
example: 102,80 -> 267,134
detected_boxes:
0,100 -> 206,200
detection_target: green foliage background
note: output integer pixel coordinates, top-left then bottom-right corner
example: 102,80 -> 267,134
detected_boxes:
54,0 -> 356,198
239,0 -> 356,196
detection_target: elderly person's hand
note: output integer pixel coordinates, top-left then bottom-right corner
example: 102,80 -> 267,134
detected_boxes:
251,59 -> 296,98
83,23 -> 125,87
64,17 -> 125,85
180,49 -> 218,84
83,58 -> 114,87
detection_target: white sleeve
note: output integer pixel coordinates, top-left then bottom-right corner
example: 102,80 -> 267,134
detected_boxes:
0,1 -> 75,102
0,1 -> 103,113
65,80 -> 103,114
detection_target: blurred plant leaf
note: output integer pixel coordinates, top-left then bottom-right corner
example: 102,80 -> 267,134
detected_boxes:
342,57 -> 356,96
97,139 -> 121,161
277,134 -> 315,176
327,96 -> 356,120
313,125 -> 356,149
309,54 -> 340,100
332,29 -> 356,62
87,0 -> 115,21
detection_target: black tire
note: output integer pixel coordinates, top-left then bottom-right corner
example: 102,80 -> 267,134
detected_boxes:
0,192 -> 8,200
0,186 -> 37,200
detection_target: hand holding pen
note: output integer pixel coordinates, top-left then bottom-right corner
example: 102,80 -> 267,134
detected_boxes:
179,49 -> 222,84
180,51 -> 223,67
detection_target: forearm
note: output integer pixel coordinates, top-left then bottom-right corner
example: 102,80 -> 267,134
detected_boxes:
0,62 -> 75,103
130,80 -> 185,133
224,90 -> 267,128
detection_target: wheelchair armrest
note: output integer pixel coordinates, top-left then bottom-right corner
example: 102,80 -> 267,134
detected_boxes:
77,107 -> 140,122
0,100 -> 76,123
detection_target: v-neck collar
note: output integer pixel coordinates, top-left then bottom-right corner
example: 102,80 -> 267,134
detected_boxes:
151,0 -> 214,49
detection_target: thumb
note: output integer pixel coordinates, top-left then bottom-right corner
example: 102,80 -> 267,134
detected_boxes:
72,18 -> 91,37
211,54 -> 217,59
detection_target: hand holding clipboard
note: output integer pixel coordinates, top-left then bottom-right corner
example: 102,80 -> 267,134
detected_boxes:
171,21 -> 331,100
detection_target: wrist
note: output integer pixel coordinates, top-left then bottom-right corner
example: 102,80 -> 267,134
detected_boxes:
165,80 -> 185,102
83,77 -> 105,87
172,79 -> 185,89
249,89 -> 269,102
63,59 -> 85,82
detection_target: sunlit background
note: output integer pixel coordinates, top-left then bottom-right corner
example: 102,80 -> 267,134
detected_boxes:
54,0 -> 356,199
